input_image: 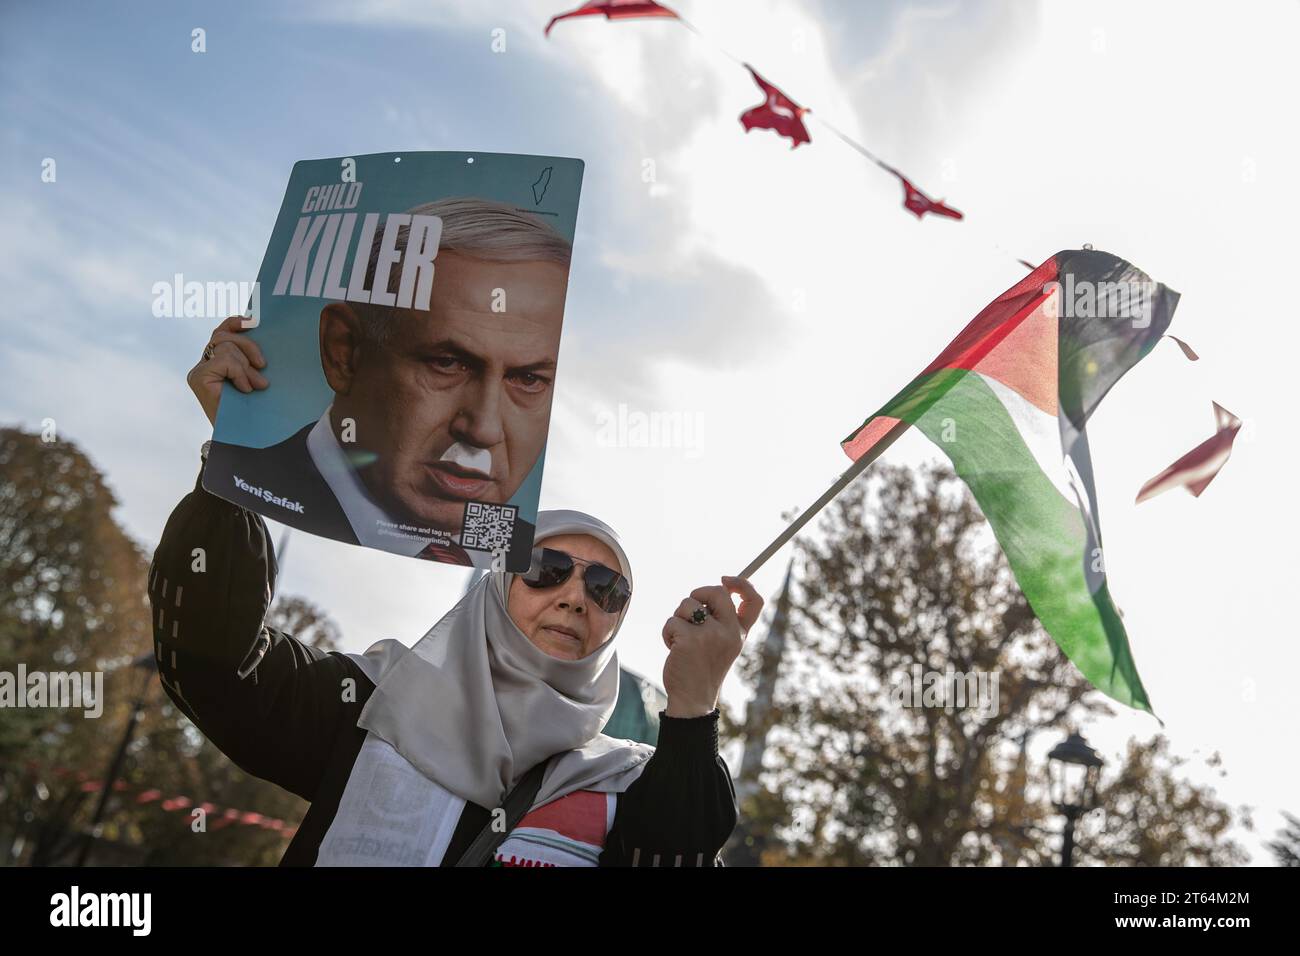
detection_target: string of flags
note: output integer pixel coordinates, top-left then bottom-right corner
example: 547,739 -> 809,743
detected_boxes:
26,762 -> 297,836
545,0 -> 680,36
546,0 -> 966,222
543,1 -> 1243,513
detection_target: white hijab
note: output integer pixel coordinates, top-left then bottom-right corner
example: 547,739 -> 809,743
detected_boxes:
346,510 -> 654,811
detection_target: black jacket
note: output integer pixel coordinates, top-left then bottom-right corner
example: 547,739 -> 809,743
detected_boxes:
147,456 -> 737,866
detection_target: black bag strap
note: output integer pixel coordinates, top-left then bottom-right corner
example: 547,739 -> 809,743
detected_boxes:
452,757 -> 553,867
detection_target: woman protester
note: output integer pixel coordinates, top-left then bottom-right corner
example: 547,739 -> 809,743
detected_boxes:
146,316 -> 762,866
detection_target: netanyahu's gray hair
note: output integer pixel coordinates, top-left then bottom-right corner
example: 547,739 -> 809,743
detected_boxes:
351,196 -> 572,346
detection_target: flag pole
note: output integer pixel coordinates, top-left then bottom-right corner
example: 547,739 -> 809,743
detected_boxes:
737,420 -> 911,579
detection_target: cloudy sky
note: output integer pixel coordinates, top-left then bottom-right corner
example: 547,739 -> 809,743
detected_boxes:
2,0 -> 1297,863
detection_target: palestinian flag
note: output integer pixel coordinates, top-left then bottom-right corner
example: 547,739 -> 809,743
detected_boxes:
842,249 -> 1180,714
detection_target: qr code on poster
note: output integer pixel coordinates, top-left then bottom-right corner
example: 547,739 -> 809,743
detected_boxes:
462,502 -> 518,554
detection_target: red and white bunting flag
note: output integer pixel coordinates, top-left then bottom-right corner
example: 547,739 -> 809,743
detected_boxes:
1136,402 -> 1243,503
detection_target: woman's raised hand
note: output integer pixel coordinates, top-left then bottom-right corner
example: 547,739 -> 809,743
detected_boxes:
661,576 -> 764,718
187,315 -> 269,426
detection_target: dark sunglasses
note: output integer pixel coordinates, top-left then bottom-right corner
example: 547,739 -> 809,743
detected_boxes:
520,547 -> 631,615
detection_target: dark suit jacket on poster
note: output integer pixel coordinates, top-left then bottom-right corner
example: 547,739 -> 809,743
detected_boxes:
204,425 -> 535,563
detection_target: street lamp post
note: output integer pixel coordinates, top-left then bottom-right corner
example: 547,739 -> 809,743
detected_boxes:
1046,730 -> 1104,867
74,652 -> 157,867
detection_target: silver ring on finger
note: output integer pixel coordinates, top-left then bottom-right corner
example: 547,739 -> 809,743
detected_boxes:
690,602 -> 711,625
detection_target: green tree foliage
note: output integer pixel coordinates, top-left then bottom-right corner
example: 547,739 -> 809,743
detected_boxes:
1266,812 -> 1300,867
731,462 -> 1247,866
1077,738 -> 1247,866
0,427 -> 337,865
